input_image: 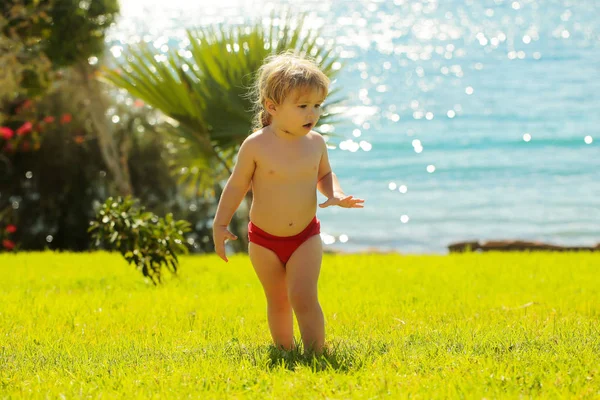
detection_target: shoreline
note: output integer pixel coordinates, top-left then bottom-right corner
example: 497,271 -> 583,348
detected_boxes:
324,239 -> 600,255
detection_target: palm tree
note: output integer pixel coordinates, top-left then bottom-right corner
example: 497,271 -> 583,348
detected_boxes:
99,13 -> 344,251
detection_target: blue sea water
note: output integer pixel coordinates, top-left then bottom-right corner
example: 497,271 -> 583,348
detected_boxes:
109,0 -> 599,253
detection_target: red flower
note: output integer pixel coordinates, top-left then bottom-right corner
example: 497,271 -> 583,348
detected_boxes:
6,225 -> 17,233
15,99 -> 32,115
1,127 -> 14,140
134,99 -> 145,108
44,116 -> 55,123
74,135 -> 85,144
61,114 -> 72,124
16,121 -> 33,136
2,239 -> 15,251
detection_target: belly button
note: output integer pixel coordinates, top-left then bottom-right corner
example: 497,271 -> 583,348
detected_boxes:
289,222 -> 293,226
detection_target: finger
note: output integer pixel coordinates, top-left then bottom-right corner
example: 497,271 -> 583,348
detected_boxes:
214,243 -> 228,262
341,198 -> 361,206
319,200 -> 331,208
226,232 -> 238,241
339,199 -> 364,208
345,196 -> 362,202
220,251 -> 229,262
352,200 -> 365,208
217,251 -> 228,262
217,249 -> 227,262
346,203 -> 364,208
346,198 -> 364,204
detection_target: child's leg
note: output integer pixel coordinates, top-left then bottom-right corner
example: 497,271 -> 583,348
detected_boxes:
285,235 -> 324,354
248,242 -> 294,350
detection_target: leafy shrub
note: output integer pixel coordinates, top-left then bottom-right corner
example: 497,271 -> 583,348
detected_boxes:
89,196 -> 191,285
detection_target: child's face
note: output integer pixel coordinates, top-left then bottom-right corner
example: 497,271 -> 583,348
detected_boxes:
268,87 -> 326,137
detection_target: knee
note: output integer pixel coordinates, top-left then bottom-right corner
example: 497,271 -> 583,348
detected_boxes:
288,289 -> 319,314
266,295 -> 291,313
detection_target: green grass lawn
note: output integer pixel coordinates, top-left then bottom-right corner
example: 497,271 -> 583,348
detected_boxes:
1,251 -> 599,399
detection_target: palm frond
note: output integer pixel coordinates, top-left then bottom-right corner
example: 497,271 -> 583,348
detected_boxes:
99,13 -> 345,196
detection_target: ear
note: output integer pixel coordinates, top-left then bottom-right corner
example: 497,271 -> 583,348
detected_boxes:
265,98 -> 278,116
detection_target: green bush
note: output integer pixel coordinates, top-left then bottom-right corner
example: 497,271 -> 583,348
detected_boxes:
89,196 -> 191,285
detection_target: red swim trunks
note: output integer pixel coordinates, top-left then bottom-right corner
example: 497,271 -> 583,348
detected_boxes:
248,216 -> 321,264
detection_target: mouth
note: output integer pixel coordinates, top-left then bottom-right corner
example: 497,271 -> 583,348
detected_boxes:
303,122 -> 313,129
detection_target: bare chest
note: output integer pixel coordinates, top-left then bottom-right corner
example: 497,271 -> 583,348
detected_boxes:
256,146 -> 321,182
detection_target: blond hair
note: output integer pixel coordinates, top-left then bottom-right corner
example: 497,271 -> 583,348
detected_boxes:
250,52 -> 330,131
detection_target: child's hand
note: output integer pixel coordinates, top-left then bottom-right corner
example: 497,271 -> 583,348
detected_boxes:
319,193 -> 365,209
213,225 -> 238,262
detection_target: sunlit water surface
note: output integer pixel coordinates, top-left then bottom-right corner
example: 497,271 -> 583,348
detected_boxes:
107,0 -> 600,253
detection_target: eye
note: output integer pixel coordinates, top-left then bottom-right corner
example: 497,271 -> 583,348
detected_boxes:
315,104 -> 322,108
299,105 -> 307,108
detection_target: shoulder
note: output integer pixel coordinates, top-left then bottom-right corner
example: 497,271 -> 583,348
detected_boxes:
235,132 -> 263,163
308,130 -> 327,152
307,130 -> 326,145
308,130 -> 325,141
245,128 -> 277,146
244,130 -> 263,143
239,130 -> 264,151
238,129 -> 275,162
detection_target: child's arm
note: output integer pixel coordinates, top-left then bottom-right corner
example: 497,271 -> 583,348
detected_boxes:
316,136 -> 365,209
212,138 -> 257,262
316,140 -> 344,198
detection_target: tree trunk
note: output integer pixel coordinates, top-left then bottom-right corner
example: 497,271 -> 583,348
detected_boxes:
75,61 -> 132,196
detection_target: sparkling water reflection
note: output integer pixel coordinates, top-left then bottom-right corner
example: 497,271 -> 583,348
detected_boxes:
108,0 -> 600,253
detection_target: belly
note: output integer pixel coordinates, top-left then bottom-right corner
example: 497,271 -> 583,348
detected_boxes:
249,181 -> 318,237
